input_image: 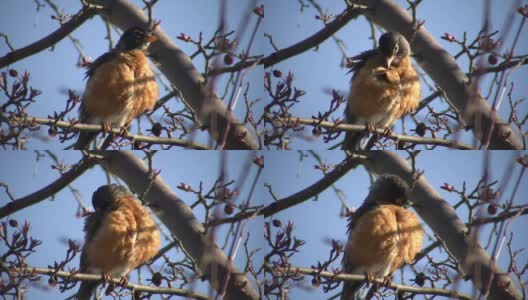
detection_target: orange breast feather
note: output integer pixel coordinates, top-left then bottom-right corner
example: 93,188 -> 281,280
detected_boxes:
393,57 -> 421,117
345,204 -> 423,274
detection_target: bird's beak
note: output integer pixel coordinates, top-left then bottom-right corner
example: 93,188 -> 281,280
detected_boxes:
145,34 -> 158,43
384,55 -> 395,69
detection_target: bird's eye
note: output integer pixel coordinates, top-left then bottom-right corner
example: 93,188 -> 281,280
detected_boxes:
394,44 -> 400,54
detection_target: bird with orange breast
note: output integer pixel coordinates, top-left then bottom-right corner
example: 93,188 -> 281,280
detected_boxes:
77,184 -> 160,300
341,175 -> 423,299
74,26 -> 159,149
342,32 -> 421,149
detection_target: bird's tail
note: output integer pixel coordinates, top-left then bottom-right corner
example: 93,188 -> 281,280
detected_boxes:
341,280 -> 363,300
74,131 -> 97,150
76,281 -> 98,300
342,131 -> 364,150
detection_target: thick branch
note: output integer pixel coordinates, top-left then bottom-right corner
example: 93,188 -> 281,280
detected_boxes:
358,151 -> 522,300
0,156 -> 96,218
85,0 -> 258,150
0,8 -> 96,69
94,151 -> 259,300
357,0 -> 522,149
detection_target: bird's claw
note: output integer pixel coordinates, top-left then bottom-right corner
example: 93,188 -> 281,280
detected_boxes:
101,123 -> 111,137
118,276 -> 129,288
381,276 -> 392,287
365,123 -> 374,135
100,272 -> 111,286
382,127 -> 393,137
118,126 -> 129,138
364,272 -> 375,287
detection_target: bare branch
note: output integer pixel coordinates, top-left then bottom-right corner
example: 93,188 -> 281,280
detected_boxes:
0,7 -> 96,69
262,6 -> 363,68
0,156 -> 97,218
271,265 -> 475,300
7,265 -> 210,300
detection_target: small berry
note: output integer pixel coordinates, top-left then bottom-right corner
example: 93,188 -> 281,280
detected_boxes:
488,204 -> 498,215
178,33 -> 191,42
253,5 -> 264,18
224,54 -> 234,65
518,5 -> 528,17
151,122 -> 162,137
152,272 -> 162,286
48,127 -> 57,137
48,277 -> 57,287
8,69 -> 18,77
488,54 -> 498,65
311,277 -> 320,287
224,203 -> 234,215
415,123 -> 427,137
415,272 -> 426,286
272,70 -> 282,78
272,219 -> 281,227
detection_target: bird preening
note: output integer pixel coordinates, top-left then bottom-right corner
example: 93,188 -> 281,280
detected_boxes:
341,174 -> 423,299
342,32 -> 421,150
76,184 -> 160,300
74,26 -> 159,150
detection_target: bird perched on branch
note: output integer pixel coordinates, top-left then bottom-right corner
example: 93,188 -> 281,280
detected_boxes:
341,175 -> 423,300
77,184 -> 160,300
74,26 -> 159,149
342,32 -> 421,149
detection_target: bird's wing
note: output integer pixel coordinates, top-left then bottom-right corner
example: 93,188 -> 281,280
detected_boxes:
85,51 -> 117,79
341,205 -> 399,299
346,49 -> 379,79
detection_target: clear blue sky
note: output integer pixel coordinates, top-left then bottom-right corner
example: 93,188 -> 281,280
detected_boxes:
0,0 -> 263,149
0,150 -> 264,299
265,0 -> 528,149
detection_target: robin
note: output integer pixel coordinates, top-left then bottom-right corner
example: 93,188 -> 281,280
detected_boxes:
77,184 -> 160,300
341,175 -> 423,299
74,26 -> 159,150
342,32 -> 421,149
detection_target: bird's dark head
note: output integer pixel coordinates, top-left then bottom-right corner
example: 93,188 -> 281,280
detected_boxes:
378,32 -> 411,69
115,26 -> 158,52
366,174 -> 410,206
92,184 -> 131,211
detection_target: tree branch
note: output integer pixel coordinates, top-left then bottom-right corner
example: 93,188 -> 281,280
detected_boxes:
262,6 -> 363,68
262,154 -> 364,217
0,7 -> 96,69
271,265 -> 474,300
8,265 -> 210,300
13,116 -> 210,150
0,156 -> 97,219
274,116 -> 474,149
